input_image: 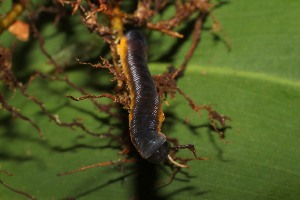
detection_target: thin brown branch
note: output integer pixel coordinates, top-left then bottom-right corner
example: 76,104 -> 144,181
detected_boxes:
0,179 -> 37,200
0,93 -> 43,138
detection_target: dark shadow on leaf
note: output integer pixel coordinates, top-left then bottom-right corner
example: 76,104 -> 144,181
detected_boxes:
186,123 -> 231,162
152,18 -> 196,63
163,106 -> 232,162
133,159 -> 165,200
0,116 -> 48,167
66,103 -> 118,124
52,143 -> 120,153
133,146 -> 207,200
64,171 -> 136,200
0,152 -> 33,163
163,186 -> 209,200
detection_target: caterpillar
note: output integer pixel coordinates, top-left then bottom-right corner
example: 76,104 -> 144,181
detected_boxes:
117,31 -> 171,164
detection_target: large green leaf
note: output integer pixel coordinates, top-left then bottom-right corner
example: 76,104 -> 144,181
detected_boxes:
1,0 -> 299,200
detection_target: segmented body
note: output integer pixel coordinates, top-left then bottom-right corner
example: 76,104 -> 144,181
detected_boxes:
117,31 -> 170,163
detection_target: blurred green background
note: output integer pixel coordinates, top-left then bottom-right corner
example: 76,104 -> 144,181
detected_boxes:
0,0 -> 299,199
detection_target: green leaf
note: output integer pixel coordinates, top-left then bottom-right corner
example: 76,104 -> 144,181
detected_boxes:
1,0 -> 300,200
